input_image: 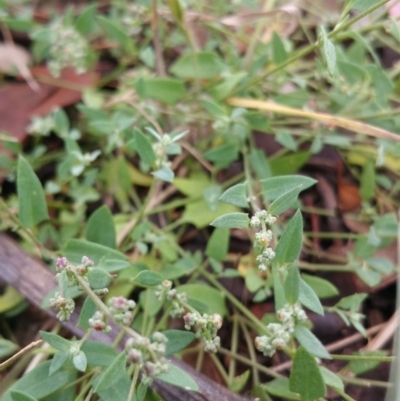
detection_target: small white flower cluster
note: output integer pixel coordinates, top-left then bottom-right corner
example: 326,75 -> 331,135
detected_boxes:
46,19 -> 89,77
126,331 -> 169,381
49,292 -> 75,321
27,115 -> 54,136
88,310 -> 112,333
108,296 -> 136,326
155,280 -> 188,318
250,210 -> 277,271
153,134 -> 173,169
255,303 -> 307,357
183,313 -> 222,353
114,3 -> 146,36
155,280 -> 223,353
51,256 -> 109,322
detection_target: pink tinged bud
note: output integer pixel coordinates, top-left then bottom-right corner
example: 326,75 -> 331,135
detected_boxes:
81,256 -> 94,266
56,257 -> 68,269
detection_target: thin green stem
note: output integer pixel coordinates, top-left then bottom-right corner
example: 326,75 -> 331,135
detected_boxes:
330,354 -> 393,362
338,374 -> 392,388
234,0 -> 390,93
333,388 -> 357,401
127,365 -> 141,401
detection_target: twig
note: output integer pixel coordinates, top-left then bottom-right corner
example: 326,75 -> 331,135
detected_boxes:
0,340 -> 43,370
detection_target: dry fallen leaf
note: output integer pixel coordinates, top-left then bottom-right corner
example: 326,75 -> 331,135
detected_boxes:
0,43 -> 39,91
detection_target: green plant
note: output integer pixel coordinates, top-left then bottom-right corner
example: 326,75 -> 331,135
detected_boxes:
0,0 -> 399,400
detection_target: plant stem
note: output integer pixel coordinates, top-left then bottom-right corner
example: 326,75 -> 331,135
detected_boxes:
127,364 -> 141,401
330,354 -> 393,362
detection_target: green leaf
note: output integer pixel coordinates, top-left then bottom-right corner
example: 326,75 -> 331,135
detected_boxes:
136,383 -> 148,401
63,239 -> 127,265
245,268 -> 265,293
163,330 -> 196,356
261,175 -> 317,202
268,185 -> 303,215
294,326 -> 331,359
203,143 -> 239,169
139,289 -> 163,316
366,257 -> 393,274
157,362 -> 199,391
181,198 -> 238,229
170,51 -> 224,79
85,205 -> 116,249
72,351 -> 87,372
49,351 -> 70,376
95,352 -> 127,392
95,370 -> 131,401
349,0 -> 382,13
97,16 -> 133,53
10,392 -> 39,401
208,72 -> 247,100
102,259 -> 131,273
210,212 -> 249,228
0,286 -> 25,313
136,77 -> 185,105
0,339 -> 18,359
335,293 -> 367,312
301,274 -> 339,299
133,270 -> 163,286
355,264 -> 381,287
269,152 -> 311,176
203,185 -> 222,212
272,32 -> 288,64
218,182 -> 249,208
289,347 -> 326,401
152,166 -> 174,182
250,149 -> 271,180
201,99 -> 228,119
78,297 -> 97,330
347,350 -> 387,375
264,377 -> 301,400
206,228 -> 230,261
17,155 -> 49,228
87,268 -> 111,289
284,265 -> 301,304
274,210 -> 303,266
40,331 -> 70,352
177,283 -> 227,317
80,342 -> 117,367
299,279 -> 324,315
75,4 -> 97,35
134,128 -> 156,167
167,0 -> 184,23
360,160 -> 375,201
320,27 -> 336,76
229,370 -> 250,393
3,361 -> 76,401
319,366 -> 344,391
273,264 -> 286,310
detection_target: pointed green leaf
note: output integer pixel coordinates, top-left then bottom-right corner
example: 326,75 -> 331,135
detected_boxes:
3,361 -> 76,401
299,279 -> 324,315
264,377 -> 301,400
72,351 -> 87,372
170,51 -> 224,79
133,270 -> 163,287
272,32 -> 288,64
17,156 -> 49,228
261,175 -> 316,202
10,391 -> 39,401
63,239 -> 127,265
152,166 -> 174,182
269,185 -> 302,215
78,297 -> 97,330
80,341 -> 117,367
85,205 -> 116,249
40,332 -> 70,352
320,27 -> 336,76
206,228 -> 229,261
163,330 -> 196,356
157,362 -> 199,391
219,182 -> 249,208
134,128 -> 156,166
274,210 -> 303,266
49,351 -> 70,376
289,346 -> 326,401
95,352 -> 127,392
136,77 -> 185,104
294,326 -> 331,359
87,268 -> 111,289
301,274 -> 339,299
210,212 -> 249,228
319,366 -> 344,391
284,265 -> 301,304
